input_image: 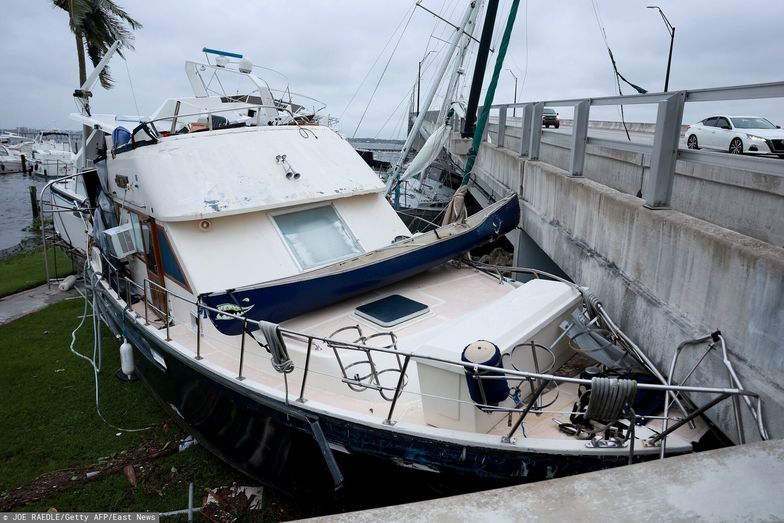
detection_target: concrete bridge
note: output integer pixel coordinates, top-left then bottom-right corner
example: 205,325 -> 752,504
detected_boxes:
420,81 -> 784,442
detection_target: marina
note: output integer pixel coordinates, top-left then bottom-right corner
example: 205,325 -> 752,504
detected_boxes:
0,172 -> 47,252
1,1 -> 783,521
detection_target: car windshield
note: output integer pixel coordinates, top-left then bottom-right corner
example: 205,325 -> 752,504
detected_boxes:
543,108 -> 556,115
729,117 -> 777,129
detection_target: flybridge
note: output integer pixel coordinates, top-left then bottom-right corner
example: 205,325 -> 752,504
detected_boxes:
70,46 -> 331,170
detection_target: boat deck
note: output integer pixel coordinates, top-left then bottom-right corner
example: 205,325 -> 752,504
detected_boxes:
129,263 -> 701,452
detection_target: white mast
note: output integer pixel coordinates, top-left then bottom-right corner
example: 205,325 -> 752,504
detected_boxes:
437,0 -> 484,126
386,1 -> 480,199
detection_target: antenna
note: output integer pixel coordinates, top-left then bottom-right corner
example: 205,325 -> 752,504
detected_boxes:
73,40 -> 121,116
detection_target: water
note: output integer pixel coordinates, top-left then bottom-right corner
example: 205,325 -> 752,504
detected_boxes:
348,138 -> 403,164
0,172 -> 47,251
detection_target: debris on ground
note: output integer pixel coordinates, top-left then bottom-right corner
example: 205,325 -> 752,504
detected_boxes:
178,435 -> 198,452
201,484 -> 263,523
478,247 -> 513,267
123,464 -> 137,489
0,431 -> 173,511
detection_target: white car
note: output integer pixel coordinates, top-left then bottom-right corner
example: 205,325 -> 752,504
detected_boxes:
685,115 -> 784,158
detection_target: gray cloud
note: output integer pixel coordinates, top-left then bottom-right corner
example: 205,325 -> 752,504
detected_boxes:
1,0 -> 783,136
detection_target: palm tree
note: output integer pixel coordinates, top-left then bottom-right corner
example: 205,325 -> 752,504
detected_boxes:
53,0 -> 142,89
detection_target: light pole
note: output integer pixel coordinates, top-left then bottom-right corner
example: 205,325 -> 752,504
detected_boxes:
647,6 -> 675,92
417,50 -> 436,115
506,68 -> 518,117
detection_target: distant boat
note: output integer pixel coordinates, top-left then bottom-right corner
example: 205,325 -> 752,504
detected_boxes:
0,144 -> 24,173
44,44 -> 767,510
0,132 -> 35,154
382,1 -> 482,227
30,131 -> 77,178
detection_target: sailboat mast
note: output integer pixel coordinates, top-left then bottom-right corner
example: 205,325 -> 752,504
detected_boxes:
436,0 -> 485,125
461,0 -> 521,185
386,1 -> 480,201
462,0 -> 499,138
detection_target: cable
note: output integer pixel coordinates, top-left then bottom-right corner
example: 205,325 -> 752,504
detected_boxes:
352,4 -> 417,138
340,3 -> 417,120
590,0 -> 640,141
391,103 -> 408,140
374,80 -> 418,138
68,261 -> 154,433
123,58 -> 142,119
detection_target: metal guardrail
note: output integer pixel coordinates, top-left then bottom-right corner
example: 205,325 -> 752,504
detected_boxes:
144,102 -> 316,137
39,173 -> 92,286
87,247 -> 767,447
449,81 -> 784,209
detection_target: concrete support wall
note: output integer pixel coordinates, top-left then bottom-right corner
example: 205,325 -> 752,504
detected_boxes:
460,141 -> 784,441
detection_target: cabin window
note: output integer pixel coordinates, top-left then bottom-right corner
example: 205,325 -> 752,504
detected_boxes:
273,205 -> 362,270
156,228 -> 188,288
129,213 -> 143,252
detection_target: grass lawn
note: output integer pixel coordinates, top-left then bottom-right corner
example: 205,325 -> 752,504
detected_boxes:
0,248 -> 75,298
0,298 -> 308,520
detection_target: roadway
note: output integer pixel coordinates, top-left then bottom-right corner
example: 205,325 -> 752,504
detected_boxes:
543,124 -> 783,160
495,117 -> 680,148
549,124 -> 659,144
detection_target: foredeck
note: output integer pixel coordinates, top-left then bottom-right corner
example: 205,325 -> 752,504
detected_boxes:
129,263 -> 702,453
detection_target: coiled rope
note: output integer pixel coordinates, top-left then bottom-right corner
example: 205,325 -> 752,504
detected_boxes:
585,377 -> 637,423
259,321 -> 294,374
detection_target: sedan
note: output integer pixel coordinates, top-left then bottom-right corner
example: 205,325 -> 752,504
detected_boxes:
685,115 -> 784,158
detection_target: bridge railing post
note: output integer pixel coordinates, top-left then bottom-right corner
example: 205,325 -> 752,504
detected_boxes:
497,106 -> 507,148
519,103 -> 533,157
644,91 -> 686,209
529,102 -> 544,161
569,100 -> 591,177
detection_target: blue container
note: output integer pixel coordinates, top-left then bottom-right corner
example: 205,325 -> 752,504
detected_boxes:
112,127 -> 131,149
461,340 -> 509,406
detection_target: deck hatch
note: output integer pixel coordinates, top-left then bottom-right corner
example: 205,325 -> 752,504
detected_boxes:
355,295 -> 429,328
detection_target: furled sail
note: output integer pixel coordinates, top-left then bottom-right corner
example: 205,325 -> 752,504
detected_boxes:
396,122 -> 451,187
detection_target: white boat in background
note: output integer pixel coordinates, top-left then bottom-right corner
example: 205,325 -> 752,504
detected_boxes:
41,44 -> 768,510
0,132 -> 35,153
0,144 -> 24,173
31,131 -> 77,178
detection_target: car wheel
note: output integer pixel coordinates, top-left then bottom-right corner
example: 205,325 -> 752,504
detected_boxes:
729,138 -> 743,154
544,124 -> 549,128
687,135 -> 699,150
555,123 -> 560,129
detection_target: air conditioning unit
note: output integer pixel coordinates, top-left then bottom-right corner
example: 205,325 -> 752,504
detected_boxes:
104,223 -> 137,259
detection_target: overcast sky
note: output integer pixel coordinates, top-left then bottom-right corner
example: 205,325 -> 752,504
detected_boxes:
1,0 -> 783,138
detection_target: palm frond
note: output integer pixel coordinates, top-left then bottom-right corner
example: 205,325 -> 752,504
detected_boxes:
53,0 -> 142,90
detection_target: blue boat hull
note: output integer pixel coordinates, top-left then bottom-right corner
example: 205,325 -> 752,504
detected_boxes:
202,194 -> 520,335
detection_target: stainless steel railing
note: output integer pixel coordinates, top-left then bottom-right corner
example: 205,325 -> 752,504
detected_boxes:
39,173 -> 92,286
89,247 -> 769,448
144,101 -> 319,136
